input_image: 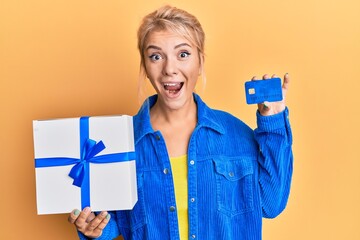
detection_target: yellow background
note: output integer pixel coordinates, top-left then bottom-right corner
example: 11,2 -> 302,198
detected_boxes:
1,0 -> 359,239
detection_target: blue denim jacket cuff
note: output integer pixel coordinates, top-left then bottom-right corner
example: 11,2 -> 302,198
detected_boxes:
256,107 -> 290,132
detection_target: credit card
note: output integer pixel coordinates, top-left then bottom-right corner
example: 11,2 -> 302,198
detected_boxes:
245,78 -> 283,104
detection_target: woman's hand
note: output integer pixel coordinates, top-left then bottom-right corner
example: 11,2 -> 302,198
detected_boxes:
251,73 -> 290,116
68,207 -> 110,238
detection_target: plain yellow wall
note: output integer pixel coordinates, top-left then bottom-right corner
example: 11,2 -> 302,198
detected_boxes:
1,0 -> 359,239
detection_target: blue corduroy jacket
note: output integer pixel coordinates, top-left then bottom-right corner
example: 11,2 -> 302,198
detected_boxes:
79,93 -> 293,240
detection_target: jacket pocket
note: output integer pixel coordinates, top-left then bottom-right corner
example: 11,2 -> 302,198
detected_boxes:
213,157 -> 254,217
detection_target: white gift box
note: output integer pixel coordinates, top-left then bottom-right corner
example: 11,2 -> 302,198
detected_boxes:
33,115 -> 137,215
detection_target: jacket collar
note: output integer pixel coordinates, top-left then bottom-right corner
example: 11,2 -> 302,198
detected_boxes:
133,93 -> 225,145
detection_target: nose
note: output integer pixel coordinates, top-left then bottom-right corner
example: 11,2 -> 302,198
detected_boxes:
162,57 -> 178,76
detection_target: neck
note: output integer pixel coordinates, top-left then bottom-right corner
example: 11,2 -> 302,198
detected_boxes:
150,96 -> 197,127
149,95 -> 198,157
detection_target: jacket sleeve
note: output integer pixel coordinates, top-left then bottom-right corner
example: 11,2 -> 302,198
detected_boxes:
254,107 -> 293,218
77,211 -> 121,240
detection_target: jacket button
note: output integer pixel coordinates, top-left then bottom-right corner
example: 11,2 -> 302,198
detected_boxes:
163,168 -> 169,174
169,206 -> 176,212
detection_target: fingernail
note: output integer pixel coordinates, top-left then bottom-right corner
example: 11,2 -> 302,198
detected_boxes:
263,103 -> 268,108
83,207 -> 90,213
74,209 -> 80,216
106,214 -> 111,220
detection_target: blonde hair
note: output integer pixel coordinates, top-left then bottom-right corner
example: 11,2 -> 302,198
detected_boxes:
137,5 -> 206,103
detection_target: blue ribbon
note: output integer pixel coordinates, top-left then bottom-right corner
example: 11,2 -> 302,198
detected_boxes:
35,116 -> 136,209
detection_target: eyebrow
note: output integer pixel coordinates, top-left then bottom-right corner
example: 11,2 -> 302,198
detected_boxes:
146,43 -> 192,51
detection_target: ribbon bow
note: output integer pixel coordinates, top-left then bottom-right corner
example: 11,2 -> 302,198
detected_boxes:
68,139 -> 105,187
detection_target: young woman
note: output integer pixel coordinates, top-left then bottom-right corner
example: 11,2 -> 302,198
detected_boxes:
68,5 -> 293,240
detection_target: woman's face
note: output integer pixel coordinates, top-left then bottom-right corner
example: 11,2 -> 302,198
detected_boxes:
144,29 -> 202,111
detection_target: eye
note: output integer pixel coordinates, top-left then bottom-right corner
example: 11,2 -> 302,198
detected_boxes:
179,51 -> 191,58
149,54 -> 162,61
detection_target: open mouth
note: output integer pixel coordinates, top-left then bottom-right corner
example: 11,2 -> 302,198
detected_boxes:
163,82 -> 184,94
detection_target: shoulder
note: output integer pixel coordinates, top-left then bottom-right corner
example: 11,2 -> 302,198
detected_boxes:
202,107 -> 258,154
195,94 -> 251,131
208,108 -> 254,136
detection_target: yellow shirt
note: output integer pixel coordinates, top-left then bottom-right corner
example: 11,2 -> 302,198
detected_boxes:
169,155 -> 188,240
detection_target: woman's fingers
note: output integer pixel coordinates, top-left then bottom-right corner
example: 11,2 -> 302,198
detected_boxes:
262,74 -> 270,80
252,74 -> 274,80
68,207 -> 110,238
86,211 -> 108,231
92,212 -> 111,236
253,74 -> 283,80
75,207 -> 92,228
70,207 -> 94,233
86,212 -> 96,223
83,211 -> 110,237
68,209 -> 81,224
283,73 -> 290,91
97,213 -> 111,230
262,101 -> 270,112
